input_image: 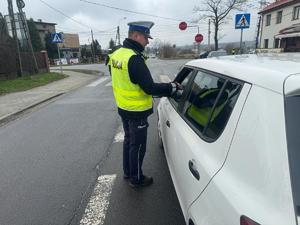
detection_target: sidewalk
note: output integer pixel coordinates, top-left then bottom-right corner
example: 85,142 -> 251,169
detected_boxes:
0,70 -> 100,124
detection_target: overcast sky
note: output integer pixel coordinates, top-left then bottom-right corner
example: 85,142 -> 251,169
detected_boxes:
1,0 -> 260,49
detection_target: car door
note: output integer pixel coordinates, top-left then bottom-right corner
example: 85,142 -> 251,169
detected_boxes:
159,67 -> 195,157
163,69 -> 250,218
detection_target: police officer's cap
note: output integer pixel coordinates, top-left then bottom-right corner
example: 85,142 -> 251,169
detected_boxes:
128,21 -> 154,39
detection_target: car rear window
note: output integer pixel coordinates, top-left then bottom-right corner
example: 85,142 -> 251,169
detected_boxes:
182,70 -> 242,141
285,95 -> 300,214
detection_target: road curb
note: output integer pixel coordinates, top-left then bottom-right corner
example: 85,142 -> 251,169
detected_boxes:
0,92 -> 64,125
0,71 -> 102,126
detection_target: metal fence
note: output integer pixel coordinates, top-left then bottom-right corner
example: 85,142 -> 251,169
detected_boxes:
0,15 -> 49,80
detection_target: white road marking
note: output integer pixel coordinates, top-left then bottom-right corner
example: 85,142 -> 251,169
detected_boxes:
79,174 -> 117,225
87,77 -> 109,87
105,81 -> 112,86
160,75 -> 171,83
113,126 -> 124,143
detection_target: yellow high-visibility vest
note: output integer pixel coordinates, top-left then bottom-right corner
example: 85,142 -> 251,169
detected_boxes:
109,47 -> 152,111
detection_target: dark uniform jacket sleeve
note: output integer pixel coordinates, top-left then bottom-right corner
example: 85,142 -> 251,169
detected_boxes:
128,55 -> 172,97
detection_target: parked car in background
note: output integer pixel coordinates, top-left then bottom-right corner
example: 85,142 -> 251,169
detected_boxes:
248,49 -> 256,54
197,51 -> 210,59
207,49 -> 228,58
157,53 -> 300,225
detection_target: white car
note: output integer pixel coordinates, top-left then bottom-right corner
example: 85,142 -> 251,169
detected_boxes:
157,54 -> 300,225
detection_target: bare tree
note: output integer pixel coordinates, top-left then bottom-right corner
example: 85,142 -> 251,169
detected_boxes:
194,0 -> 248,50
159,42 -> 177,59
151,38 -> 161,56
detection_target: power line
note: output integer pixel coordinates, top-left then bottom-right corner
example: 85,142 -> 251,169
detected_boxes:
39,0 -> 91,30
38,0 -> 113,33
79,0 -> 186,22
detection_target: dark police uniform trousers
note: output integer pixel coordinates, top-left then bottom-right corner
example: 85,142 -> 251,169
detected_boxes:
121,116 -> 149,182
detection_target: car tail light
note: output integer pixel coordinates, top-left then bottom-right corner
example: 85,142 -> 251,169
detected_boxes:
240,215 -> 260,225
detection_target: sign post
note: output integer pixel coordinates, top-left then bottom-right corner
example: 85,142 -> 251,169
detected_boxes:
51,33 -> 64,74
179,21 -> 204,56
235,13 -> 250,54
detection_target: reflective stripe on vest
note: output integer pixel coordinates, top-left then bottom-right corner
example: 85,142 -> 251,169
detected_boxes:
110,48 -> 152,111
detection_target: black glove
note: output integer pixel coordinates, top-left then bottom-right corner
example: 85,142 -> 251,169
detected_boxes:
171,82 -> 184,97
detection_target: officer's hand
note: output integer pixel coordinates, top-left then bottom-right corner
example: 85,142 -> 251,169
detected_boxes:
171,82 -> 184,97
174,82 -> 184,90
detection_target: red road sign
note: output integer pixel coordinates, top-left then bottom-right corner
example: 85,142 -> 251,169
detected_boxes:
179,22 -> 187,30
195,33 -> 203,43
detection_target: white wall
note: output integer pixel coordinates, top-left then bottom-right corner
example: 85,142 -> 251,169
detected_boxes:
260,3 -> 300,48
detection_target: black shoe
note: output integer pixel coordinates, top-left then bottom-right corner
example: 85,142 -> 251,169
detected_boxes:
123,174 -> 130,179
129,175 -> 153,188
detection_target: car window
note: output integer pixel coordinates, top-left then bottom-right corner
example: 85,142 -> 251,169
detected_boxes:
183,71 -> 225,134
285,95 -> 300,211
183,70 -> 242,141
204,81 -> 242,139
169,67 -> 194,109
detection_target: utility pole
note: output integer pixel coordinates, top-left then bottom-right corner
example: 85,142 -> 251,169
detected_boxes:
91,29 -> 95,63
7,0 -> 23,77
208,19 -> 211,50
117,26 -> 121,46
197,26 -> 200,55
17,0 -> 39,73
256,0 -> 269,49
0,13 -> 8,37
116,17 -> 126,46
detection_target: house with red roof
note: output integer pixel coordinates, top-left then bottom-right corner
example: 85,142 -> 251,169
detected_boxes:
258,0 -> 300,52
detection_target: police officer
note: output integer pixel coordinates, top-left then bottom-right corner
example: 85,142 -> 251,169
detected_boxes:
108,21 -> 182,188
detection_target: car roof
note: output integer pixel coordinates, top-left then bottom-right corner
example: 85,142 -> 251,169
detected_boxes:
186,53 -> 300,94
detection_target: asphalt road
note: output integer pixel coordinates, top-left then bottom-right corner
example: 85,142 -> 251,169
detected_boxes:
0,59 -> 189,225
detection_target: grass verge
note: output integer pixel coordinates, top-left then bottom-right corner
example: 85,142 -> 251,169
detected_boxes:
0,72 -> 67,95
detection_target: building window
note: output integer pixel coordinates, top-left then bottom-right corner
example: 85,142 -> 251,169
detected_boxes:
276,11 -> 282,24
264,39 -> 269,48
266,14 -> 271,26
293,6 -> 300,20
274,38 -> 280,48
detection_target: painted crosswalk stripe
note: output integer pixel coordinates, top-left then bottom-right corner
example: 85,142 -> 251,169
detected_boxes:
87,77 -> 109,87
160,75 -> 171,83
105,81 -> 112,86
80,174 -> 117,225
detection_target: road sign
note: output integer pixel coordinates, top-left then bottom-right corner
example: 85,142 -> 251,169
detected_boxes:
235,13 -> 250,29
179,21 -> 187,30
51,33 -> 63,43
195,33 -> 203,43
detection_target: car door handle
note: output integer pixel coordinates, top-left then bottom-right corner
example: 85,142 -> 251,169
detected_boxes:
166,120 -> 170,128
188,160 -> 200,180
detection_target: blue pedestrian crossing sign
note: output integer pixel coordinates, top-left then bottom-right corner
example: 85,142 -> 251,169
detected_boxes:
235,13 -> 250,29
51,33 -> 63,43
